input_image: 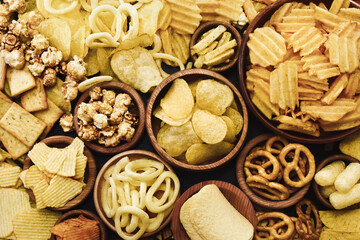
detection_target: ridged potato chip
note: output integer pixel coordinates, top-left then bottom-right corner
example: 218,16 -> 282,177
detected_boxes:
195,79 -> 233,115
160,78 -> 194,120
0,164 -> 20,187
157,121 -> 202,157
192,109 -> 227,144
185,141 -> 234,165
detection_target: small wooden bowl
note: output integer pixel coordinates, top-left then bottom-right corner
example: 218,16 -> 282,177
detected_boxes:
50,209 -> 107,240
190,21 -> 241,72
236,133 -> 311,209
312,154 -> 360,210
93,150 -> 178,238
23,136 -> 96,211
238,0 -> 360,144
73,82 -> 145,155
146,68 -> 249,171
171,180 -> 257,239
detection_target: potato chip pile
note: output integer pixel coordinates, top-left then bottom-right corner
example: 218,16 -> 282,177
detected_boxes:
23,137 -> 87,209
101,156 -> 180,240
51,215 -> 100,240
246,0 -> 360,137
319,208 -> 360,238
154,78 -> 243,165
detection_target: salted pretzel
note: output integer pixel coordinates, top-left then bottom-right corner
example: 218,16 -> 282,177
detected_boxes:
265,136 -> 289,155
278,144 -> 315,188
255,212 -> 295,240
295,199 -> 322,240
244,150 -> 281,181
246,175 -> 290,201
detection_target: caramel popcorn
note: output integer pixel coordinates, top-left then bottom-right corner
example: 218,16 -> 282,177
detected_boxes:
28,61 -> 45,76
42,68 -> 57,87
4,0 -> 26,14
4,48 -> 24,69
76,87 -> 138,147
59,113 -> 74,132
66,55 -> 86,81
41,46 -> 63,67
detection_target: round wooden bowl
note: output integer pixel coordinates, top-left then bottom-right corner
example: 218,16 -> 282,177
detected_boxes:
190,21 -> 241,72
312,154 -> 360,210
93,150 -> 178,238
23,136 -> 96,211
171,180 -> 257,239
146,68 -> 249,171
50,209 -> 107,240
73,81 -> 145,155
236,133 -> 311,209
238,0 -> 360,144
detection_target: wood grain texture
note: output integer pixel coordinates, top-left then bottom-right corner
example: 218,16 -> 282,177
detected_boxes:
23,135 -> 96,211
236,133 -> 311,209
50,209 -> 107,240
171,180 -> 257,240
312,154 -> 360,210
146,68 -> 249,171
190,21 -> 242,72
238,0 -> 360,144
73,82 -> 145,154
93,150 -> 177,238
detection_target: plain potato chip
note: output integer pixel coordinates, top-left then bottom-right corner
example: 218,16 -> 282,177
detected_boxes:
185,142 -> 234,165
157,121 -> 202,157
196,79 -> 233,115
319,209 -> 360,232
84,48 -> 100,76
221,116 -> 237,143
46,78 -> 72,113
153,106 -> 192,127
320,228 -> 360,240
223,107 -> 243,135
339,131 -> 360,160
192,109 -> 227,144
160,78 -> 194,120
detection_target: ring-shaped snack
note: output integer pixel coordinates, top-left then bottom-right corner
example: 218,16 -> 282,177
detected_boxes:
86,32 -> 120,48
89,5 -> 122,41
44,0 -> 79,14
124,159 -> 164,182
244,150 -> 281,181
118,3 -> 139,41
256,212 -> 295,240
114,206 -> 149,240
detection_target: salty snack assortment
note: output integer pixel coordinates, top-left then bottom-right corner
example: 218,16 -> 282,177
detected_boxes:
246,0 -> 360,136
244,136 -> 315,200
154,78 -> 243,165
100,156 -> 180,240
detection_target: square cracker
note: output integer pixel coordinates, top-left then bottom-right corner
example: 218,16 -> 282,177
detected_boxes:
6,67 -> 36,97
0,103 -> 46,147
0,127 -> 30,160
0,91 -> 12,118
33,99 -> 63,139
20,78 -> 48,112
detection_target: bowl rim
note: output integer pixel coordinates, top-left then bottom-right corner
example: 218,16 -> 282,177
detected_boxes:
237,0 -> 360,144
312,154 -> 360,210
171,180 -> 258,240
146,68 -> 249,171
236,133 -> 311,209
190,20 -> 242,72
23,135 -> 96,211
73,81 -> 145,154
93,149 -> 177,238
50,209 -> 107,240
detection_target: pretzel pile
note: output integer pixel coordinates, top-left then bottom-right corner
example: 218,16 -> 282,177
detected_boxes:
244,136 -> 316,200
255,199 -> 322,240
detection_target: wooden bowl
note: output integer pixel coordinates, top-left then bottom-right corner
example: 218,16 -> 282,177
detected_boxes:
312,154 -> 360,210
93,150 -> 178,238
236,133 -> 311,209
238,0 -> 360,144
171,180 -> 257,239
23,136 -> 96,211
73,82 -> 145,154
50,209 -> 107,240
190,21 -> 241,72
146,68 -> 249,171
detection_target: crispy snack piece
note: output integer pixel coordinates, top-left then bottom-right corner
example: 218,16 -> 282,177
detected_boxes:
295,199 -> 322,240
256,212 -> 295,239
20,78 -> 48,112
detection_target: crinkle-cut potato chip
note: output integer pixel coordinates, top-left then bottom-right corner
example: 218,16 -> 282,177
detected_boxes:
319,209 -> 360,232
298,72 -> 329,91
185,141 -> 234,165
192,109 -> 227,144
288,26 -> 327,56
111,47 -> 162,93
301,53 -> 340,80
24,165 -> 43,189
153,106 -> 191,127
269,2 -> 294,26
0,188 -> 31,238
57,148 -> 77,177
251,82 -> 280,119
157,121 -> 202,157
195,79 -> 233,115
44,148 -> 66,174
74,155 -> 87,180
247,27 -> 287,67
0,165 -> 20,187
321,74 -> 349,105
314,6 -> 347,30
221,116 -> 237,143
160,78 -> 194,120
339,131 -> 360,160
39,18 -> 71,60
277,123 -> 320,137
273,115 -> 319,133
223,107 -> 243,135
342,69 -> 360,98
158,0 -> 171,30
12,208 -> 61,240
246,66 -> 271,90
338,8 -> 360,22
33,179 -> 49,209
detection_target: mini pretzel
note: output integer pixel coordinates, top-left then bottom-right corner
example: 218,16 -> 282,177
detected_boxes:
279,144 -> 315,188
256,212 -> 295,240
244,150 -> 281,181
265,136 -> 289,155
295,199 -> 322,240
246,175 -> 290,201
